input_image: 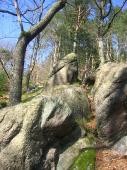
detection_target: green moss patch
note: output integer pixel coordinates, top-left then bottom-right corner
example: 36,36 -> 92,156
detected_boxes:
69,148 -> 96,170
22,87 -> 42,103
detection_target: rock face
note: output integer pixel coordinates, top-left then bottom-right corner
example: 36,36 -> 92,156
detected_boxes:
113,136 -> 127,155
49,53 -> 78,86
94,62 -> 127,146
0,85 -> 90,170
57,136 -> 95,170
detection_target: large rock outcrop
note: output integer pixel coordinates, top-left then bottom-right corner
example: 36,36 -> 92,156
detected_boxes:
94,62 -> 127,147
0,85 -> 90,170
48,53 -> 78,86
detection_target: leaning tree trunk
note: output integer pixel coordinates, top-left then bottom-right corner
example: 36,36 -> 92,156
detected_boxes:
9,0 -> 67,106
9,36 -> 28,105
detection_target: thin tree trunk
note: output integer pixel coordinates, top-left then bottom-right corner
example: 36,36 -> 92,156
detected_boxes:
0,57 -> 10,79
26,71 -> 31,91
73,5 -> 81,53
98,36 -> 105,64
26,38 -> 39,91
73,31 -> 78,53
106,33 -> 112,62
51,39 -> 61,68
26,59 -> 37,91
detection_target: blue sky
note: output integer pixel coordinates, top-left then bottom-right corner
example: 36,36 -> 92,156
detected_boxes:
0,0 -> 126,48
0,0 -> 55,45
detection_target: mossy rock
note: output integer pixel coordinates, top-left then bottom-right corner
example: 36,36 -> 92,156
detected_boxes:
62,53 -> 77,62
69,149 -> 96,170
57,134 -> 96,170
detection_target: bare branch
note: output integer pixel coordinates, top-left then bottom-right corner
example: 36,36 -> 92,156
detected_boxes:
0,9 -> 17,16
103,0 -> 127,36
22,6 -> 42,15
27,0 -> 67,42
33,0 -> 40,8
0,57 -> 10,79
13,0 -> 24,32
103,0 -> 112,19
0,6 -> 42,17
94,0 -> 102,13
22,15 -> 34,26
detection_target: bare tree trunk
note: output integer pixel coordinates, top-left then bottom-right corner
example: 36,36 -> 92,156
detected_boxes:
26,71 -> 31,91
94,0 -> 127,65
26,37 -> 39,91
26,58 -> 37,91
9,0 -> 66,105
51,39 -> 61,69
105,33 -> 113,62
73,5 -> 82,53
73,31 -> 78,53
9,36 -> 28,105
116,36 -> 120,62
98,36 -> 105,64
106,37 -> 110,61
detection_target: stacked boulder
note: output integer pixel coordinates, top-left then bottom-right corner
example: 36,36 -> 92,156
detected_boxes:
48,53 -> 78,86
0,53 -> 91,170
94,62 -> 127,155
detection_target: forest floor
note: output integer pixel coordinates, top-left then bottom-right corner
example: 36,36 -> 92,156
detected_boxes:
0,87 -> 43,109
96,149 -> 127,170
86,90 -> 127,170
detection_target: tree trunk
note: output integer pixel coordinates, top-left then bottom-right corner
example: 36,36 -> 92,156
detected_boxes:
9,0 -> 66,105
26,71 -> 31,91
98,36 -> 105,64
9,36 -> 28,105
73,31 -> 77,53
105,33 -> 113,62
26,57 -> 36,91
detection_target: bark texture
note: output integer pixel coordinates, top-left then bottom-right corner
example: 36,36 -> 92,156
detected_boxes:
9,36 -> 28,105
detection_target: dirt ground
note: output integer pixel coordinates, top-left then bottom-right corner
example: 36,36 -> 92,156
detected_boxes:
96,148 -> 127,170
86,91 -> 127,170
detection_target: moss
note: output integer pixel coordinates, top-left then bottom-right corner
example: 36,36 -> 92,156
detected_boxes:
63,53 -> 77,62
68,134 -> 96,170
69,149 -> 96,170
22,87 -> 42,103
20,31 -> 31,37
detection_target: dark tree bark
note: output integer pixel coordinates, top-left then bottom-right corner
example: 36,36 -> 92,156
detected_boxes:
9,0 -> 67,105
9,36 -> 28,104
